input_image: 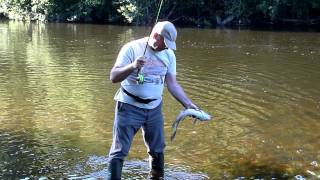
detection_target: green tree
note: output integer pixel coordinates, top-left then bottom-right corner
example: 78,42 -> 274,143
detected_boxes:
1,0 -> 320,27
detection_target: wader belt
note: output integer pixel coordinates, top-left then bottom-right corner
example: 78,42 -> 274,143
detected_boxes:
121,87 -> 157,104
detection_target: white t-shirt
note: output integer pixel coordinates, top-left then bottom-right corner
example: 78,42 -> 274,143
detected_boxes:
113,37 -> 176,109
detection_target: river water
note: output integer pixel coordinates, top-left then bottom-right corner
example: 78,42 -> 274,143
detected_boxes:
0,21 -> 320,179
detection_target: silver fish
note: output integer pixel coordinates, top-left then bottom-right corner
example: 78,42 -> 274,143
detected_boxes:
170,108 -> 211,142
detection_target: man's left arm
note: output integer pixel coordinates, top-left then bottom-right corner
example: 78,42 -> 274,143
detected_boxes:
165,73 -> 198,109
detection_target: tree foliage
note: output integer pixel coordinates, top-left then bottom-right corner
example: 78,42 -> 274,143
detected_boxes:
0,0 -> 52,21
0,0 -> 320,27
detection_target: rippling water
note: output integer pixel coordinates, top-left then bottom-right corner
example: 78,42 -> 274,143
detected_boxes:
0,21 -> 320,179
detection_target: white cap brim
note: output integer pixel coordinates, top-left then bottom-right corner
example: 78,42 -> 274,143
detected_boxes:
164,38 -> 176,50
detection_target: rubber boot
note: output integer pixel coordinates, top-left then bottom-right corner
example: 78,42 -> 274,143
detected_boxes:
108,158 -> 124,180
148,152 -> 164,180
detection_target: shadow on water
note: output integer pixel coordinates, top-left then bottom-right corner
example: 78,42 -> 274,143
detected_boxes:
69,155 -> 209,180
230,155 -> 320,180
0,128 -> 83,179
232,160 -> 293,179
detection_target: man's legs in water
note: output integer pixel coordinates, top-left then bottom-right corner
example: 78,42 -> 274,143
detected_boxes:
142,103 -> 165,179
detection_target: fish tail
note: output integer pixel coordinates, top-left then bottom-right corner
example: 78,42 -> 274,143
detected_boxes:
170,119 -> 181,142
170,130 -> 176,142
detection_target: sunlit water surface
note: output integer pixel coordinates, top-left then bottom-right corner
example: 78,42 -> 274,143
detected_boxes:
0,21 -> 320,179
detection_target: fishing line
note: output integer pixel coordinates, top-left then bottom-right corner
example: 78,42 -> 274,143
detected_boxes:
136,0 -> 165,84
143,0 -> 165,56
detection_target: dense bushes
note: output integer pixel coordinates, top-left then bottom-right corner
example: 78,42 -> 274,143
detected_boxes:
0,0 -> 320,27
0,0 -> 118,23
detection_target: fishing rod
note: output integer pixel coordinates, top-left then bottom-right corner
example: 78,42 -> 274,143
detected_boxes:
136,0 -> 165,84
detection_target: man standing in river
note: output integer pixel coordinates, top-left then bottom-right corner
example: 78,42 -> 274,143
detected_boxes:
108,21 -> 198,180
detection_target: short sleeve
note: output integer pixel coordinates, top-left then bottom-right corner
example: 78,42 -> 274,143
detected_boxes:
114,43 -> 134,67
167,50 -> 176,75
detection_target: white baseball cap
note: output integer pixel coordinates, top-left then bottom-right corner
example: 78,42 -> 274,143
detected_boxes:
152,21 -> 177,50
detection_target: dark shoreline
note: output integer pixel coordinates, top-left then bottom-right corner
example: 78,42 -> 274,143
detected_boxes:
1,18 -> 319,32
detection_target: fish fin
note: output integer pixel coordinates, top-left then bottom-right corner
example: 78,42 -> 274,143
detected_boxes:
171,122 -> 176,128
193,118 -> 197,124
171,123 -> 178,142
170,131 -> 176,142
171,118 -> 182,142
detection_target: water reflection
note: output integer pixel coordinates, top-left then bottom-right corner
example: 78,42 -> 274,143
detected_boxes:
0,21 -> 320,179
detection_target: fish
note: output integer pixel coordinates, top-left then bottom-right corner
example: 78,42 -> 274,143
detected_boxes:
170,108 -> 212,142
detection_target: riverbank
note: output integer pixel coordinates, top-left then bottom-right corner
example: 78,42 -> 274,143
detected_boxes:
1,18 -> 319,33
1,0 -> 319,31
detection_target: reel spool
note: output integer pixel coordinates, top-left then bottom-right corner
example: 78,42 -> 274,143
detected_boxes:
136,73 -> 145,84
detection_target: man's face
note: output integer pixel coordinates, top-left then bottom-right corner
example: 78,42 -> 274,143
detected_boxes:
150,33 -> 167,51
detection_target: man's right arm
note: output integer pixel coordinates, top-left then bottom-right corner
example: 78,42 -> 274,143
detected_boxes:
110,56 -> 145,83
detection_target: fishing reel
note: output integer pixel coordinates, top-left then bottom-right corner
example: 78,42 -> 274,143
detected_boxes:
136,72 -> 145,84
